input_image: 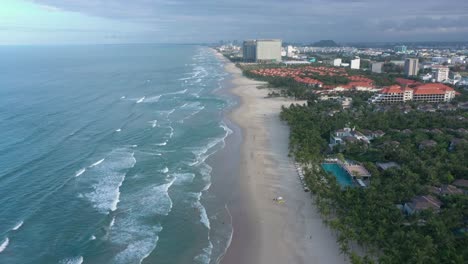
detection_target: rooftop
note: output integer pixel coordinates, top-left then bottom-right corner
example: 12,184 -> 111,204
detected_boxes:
381,85 -> 412,94
407,195 -> 442,212
453,179 -> 468,188
343,164 -> 371,177
376,162 -> 400,171
413,83 -> 455,95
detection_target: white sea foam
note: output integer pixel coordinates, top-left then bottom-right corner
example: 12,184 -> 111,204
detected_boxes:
189,121 -> 233,167
143,179 -> 176,216
149,120 -> 157,128
199,163 -> 213,192
112,225 -> 162,264
75,168 -> 86,177
144,95 -> 161,103
12,221 -> 23,231
163,89 -> 187,96
180,106 -> 205,122
90,235 -> 96,240
136,97 -> 145,104
160,167 -> 169,174
59,256 -> 83,264
0,238 -> 9,253
121,96 -> 126,99
167,109 -> 175,116
89,158 -> 105,168
173,173 -> 195,185
216,205 -> 234,264
110,216 -> 116,228
155,141 -> 167,146
168,126 -> 174,138
188,192 -> 210,230
110,179 -> 175,263
194,241 -> 213,264
83,150 -> 135,214
116,128 -> 122,132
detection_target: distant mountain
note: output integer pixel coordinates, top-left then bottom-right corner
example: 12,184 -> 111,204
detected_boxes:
311,40 -> 339,47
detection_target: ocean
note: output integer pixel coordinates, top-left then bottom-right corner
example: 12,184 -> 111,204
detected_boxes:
0,45 -> 235,263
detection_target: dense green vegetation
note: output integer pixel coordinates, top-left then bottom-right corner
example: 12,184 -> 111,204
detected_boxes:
280,101 -> 468,263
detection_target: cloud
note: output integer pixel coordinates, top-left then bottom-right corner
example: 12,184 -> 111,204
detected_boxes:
23,0 -> 468,42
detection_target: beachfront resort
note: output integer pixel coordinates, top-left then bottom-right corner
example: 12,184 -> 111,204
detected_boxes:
218,39 -> 468,263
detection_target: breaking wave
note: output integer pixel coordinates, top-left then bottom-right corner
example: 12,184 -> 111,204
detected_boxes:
59,256 -> 83,264
0,237 -> 9,253
12,221 -> 23,231
75,168 -> 86,177
83,150 -> 136,214
89,158 -> 105,168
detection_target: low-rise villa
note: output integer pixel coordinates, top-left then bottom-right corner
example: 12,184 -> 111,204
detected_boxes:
329,127 -> 370,147
404,195 -> 443,215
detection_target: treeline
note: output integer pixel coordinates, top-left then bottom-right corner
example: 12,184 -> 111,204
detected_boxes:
280,101 -> 468,263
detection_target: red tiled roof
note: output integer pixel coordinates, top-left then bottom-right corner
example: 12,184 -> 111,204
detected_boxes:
381,85 -> 411,94
413,83 -> 455,95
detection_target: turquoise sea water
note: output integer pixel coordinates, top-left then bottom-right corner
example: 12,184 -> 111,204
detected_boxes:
321,163 -> 353,187
0,45 -> 234,263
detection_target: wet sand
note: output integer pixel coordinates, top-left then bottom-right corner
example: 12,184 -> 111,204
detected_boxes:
216,53 -> 349,264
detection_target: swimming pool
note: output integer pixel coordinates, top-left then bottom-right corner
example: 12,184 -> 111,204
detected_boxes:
321,163 -> 353,187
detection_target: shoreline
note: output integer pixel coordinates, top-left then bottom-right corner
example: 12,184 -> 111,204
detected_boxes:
214,51 -> 349,264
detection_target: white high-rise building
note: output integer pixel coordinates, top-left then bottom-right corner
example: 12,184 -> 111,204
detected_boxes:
333,58 -> 342,67
350,58 -> 360,69
256,39 -> 282,62
432,66 -> 449,82
243,39 -> 282,63
286,45 -> 296,57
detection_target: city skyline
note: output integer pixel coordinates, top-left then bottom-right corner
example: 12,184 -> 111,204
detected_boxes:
1,0 -> 468,45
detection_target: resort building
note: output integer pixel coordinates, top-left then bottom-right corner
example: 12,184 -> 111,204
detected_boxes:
333,58 -> 342,67
429,185 -> 464,196
453,179 -> 468,190
369,83 -> 457,103
412,83 -> 456,102
404,58 -> 419,76
369,85 -> 413,103
376,162 -> 400,171
350,58 -> 360,69
343,163 -> 371,180
329,127 -> 370,148
242,40 -> 257,62
404,195 -> 442,215
242,39 -> 282,63
256,39 -> 282,63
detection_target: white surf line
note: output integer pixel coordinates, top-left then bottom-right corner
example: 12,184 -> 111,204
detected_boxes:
11,221 -> 23,231
89,158 -> 105,168
215,204 -> 234,264
75,168 -> 86,177
0,237 -> 9,253
136,96 -> 145,103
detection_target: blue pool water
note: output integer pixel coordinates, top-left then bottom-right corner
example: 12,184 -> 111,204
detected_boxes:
321,163 -> 353,187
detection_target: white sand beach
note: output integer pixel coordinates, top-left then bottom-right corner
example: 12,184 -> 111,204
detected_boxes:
215,52 -> 349,264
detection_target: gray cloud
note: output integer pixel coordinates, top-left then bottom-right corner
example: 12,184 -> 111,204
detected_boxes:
28,0 -> 468,42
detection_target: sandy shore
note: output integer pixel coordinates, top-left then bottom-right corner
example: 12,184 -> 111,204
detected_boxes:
216,53 -> 349,264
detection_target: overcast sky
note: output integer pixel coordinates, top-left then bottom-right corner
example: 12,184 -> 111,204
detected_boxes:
1,0 -> 467,44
